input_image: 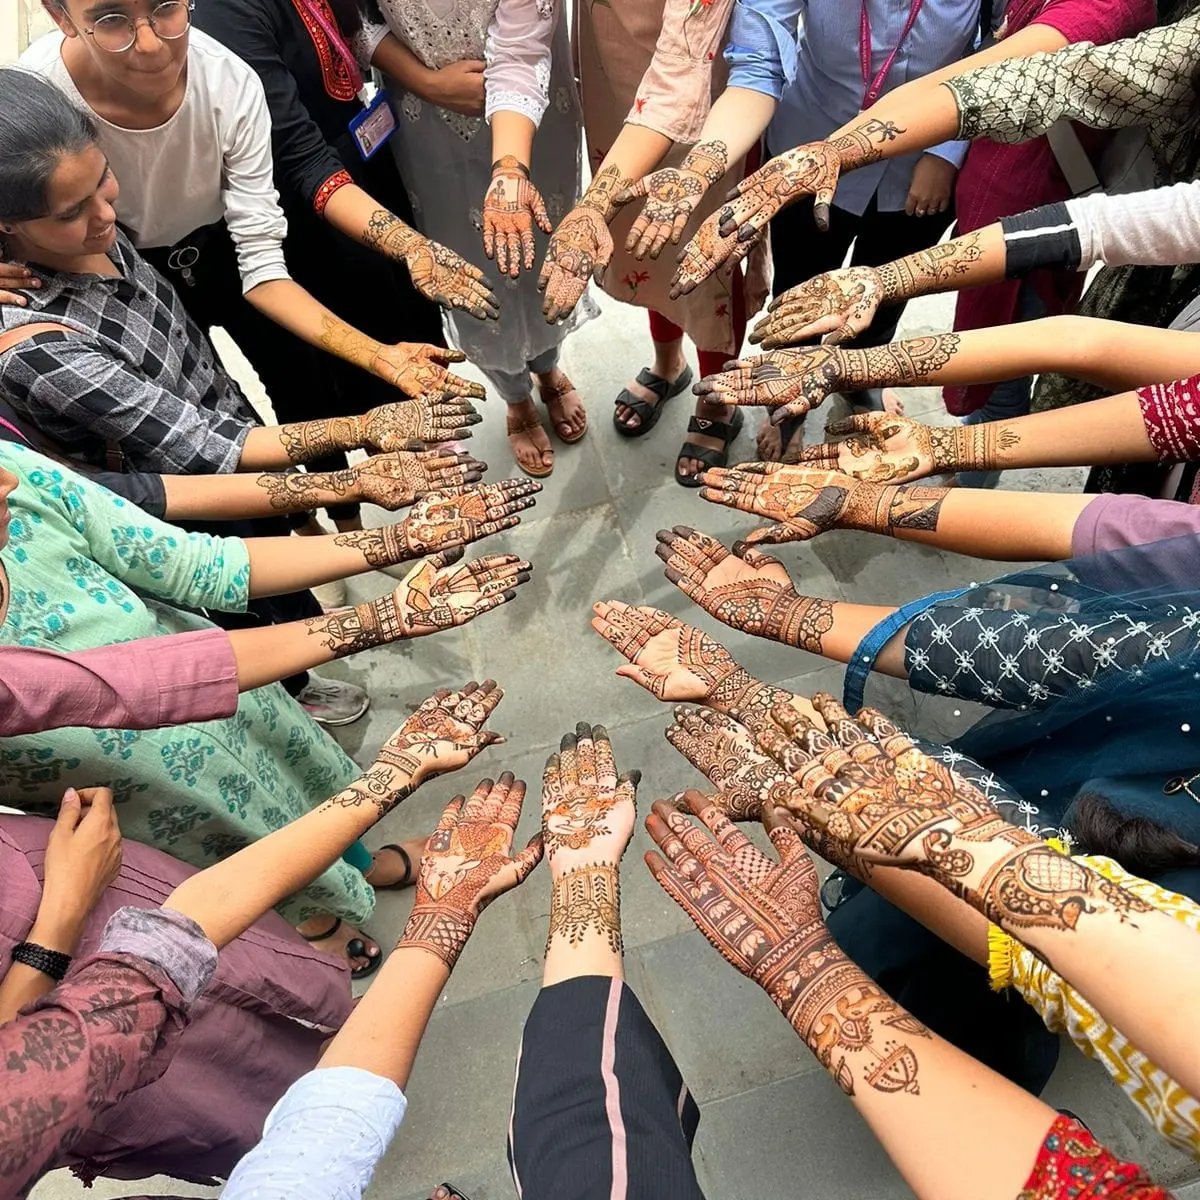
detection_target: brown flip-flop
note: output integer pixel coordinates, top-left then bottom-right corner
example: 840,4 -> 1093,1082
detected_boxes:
539,373 -> 588,444
507,411 -> 555,479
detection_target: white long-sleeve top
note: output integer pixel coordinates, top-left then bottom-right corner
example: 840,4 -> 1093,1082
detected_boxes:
1065,179 -> 1200,270
21,29 -> 290,294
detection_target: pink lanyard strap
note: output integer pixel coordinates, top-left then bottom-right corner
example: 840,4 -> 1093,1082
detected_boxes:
0,416 -> 32,447
298,0 -> 365,96
860,0 -> 926,109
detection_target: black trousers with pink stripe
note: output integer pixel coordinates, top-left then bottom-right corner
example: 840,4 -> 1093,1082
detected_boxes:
508,976 -> 704,1199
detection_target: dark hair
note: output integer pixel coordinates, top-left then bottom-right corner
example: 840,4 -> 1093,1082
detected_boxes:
0,69 -> 99,224
1070,793 -> 1200,876
326,0 -> 364,39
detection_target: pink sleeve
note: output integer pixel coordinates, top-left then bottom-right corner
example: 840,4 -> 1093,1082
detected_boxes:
627,0 -> 737,143
1137,373 -> 1200,463
1072,492 -> 1200,556
1031,0 -> 1156,46
0,628 -> 239,737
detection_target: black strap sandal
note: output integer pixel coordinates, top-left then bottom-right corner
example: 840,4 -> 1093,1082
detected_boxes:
370,843 -> 415,891
300,917 -> 384,981
613,365 -> 694,439
675,408 -> 744,488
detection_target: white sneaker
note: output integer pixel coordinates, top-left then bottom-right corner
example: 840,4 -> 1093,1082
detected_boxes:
297,674 -> 370,726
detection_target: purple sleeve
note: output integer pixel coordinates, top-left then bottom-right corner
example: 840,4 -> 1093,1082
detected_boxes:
0,628 -> 239,737
0,908 -> 216,1195
1072,493 -> 1200,556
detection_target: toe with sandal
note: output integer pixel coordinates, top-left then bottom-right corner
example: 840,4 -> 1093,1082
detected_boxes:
675,407 -> 744,488
300,918 -> 384,982
538,372 -> 588,445
507,406 -> 556,479
613,366 -> 693,438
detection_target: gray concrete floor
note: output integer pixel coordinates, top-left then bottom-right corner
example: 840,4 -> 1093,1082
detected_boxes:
31,291 -> 1200,1199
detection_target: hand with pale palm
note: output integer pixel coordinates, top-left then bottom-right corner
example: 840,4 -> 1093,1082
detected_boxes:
541,723 -> 639,873
350,450 -> 485,510
358,395 -> 482,451
373,681 -> 507,787
794,412 -> 953,483
697,466 -> 856,544
401,775 -> 543,969
750,266 -> 887,350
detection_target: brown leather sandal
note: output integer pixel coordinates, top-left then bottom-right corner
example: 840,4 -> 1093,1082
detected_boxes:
507,409 -> 555,479
538,372 -> 588,445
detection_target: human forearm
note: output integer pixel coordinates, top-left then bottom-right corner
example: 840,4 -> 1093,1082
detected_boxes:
544,864 -> 624,986
367,32 -> 440,98
592,126 -> 676,216
0,905 -> 89,1023
163,761 -> 414,948
697,87 -> 777,173
322,183 -> 422,266
934,830 -> 1200,1099
225,594 -> 412,689
833,483 -> 1086,561
160,467 -> 363,520
318,945 -> 447,1086
773,930 -> 1053,1200
244,525 -> 418,595
491,110 -> 536,168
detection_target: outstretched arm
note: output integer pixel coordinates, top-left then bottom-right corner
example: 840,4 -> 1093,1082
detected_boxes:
697,318 -> 1200,422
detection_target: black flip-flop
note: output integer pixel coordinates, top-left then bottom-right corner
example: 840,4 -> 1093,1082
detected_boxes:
301,917 -> 383,981
613,365 -> 693,439
675,407 -> 745,488
370,843 -> 415,891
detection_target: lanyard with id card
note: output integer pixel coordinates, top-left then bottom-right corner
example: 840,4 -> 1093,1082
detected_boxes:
301,0 -> 397,160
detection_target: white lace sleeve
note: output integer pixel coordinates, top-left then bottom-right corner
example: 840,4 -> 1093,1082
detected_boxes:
484,0 -> 556,126
350,17 -> 391,70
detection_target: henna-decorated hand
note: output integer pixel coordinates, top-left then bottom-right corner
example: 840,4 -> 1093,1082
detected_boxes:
654,526 -> 834,651
542,722 -> 639,871
400,775 -> 543,969
665,707 -> 804,821
698,466 -> 856,543
777,693 -> 1006,870
372,342 -> 488,402
374,680 -> 507,786
694,348 -> 845,422
646,790 -> 828,1014
404,237 -> 499,321
399,479 -> 541,555
589,600 -> 817,736
386,548 -> 532,638
614,140 -> 729,261
483,159 -> 553,278
795,412 -> 964,483
357,395 -> 483,451
350,450 -> 486,510
538,204 -> 612,323
672,142 -> 841,297
750,267 -> 886,350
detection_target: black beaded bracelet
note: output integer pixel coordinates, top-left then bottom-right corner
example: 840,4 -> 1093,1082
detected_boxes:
12,941 -> 71,982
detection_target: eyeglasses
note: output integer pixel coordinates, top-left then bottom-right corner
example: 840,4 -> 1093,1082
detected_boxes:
75,0 -> 194,53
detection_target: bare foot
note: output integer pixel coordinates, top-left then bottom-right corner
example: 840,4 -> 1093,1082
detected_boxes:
506,398 -> 554,476
363,837 -> 426,889
615,345 -> 688,432
297,915 -> 381,974
677,398 -> 737,481
537,368 -> 588,442
756,414 -> 807,463
882,388 -> 905,416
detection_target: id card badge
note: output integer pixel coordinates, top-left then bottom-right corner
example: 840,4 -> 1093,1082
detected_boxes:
349,89 -> 396,161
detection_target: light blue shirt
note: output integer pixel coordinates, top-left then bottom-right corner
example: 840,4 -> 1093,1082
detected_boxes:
221,1067 -> 408,1200
725,0 -> 981,215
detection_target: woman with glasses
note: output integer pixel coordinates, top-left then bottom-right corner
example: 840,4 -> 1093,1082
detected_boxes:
11,0 -> 485,554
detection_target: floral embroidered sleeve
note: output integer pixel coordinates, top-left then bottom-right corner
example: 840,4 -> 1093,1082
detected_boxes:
484,0 -> 556,126
904,604 -> 1200,710
0,906 -> 216,1196
1137,373 -> 1200,462
944,14 -> 1200,163
7,445 -> 252,615
989,855 -> 1200,1159
627,0 -> 739,143
1019,1114 -> 1171,1198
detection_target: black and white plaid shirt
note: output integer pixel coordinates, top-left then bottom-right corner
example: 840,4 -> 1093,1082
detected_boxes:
0,230 -> 255,475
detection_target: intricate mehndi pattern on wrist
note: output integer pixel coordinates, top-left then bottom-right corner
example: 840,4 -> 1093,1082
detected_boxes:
547,864 -> 623,953
277,418 -> 361,464
255,468 -> 357,511
332,523 -> 410,567
307,595 -> 404,660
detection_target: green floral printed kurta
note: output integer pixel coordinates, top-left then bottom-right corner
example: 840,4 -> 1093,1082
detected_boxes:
0,444 -> 374,925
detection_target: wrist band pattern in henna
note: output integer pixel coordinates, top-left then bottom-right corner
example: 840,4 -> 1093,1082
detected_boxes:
547,865 -> 623,954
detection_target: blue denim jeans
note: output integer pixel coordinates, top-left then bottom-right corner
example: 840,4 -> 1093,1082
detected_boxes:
957,282 -> 1046,488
